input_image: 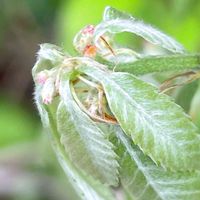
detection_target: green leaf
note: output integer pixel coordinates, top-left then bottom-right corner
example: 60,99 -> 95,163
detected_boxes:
113,127 -> 200,200
98,53 -> 200,75
34,86 -> 115,200
78,60 -> 200,171
58,74 -> 119,186
94,7 -> 185,54
103,6 -> 133,21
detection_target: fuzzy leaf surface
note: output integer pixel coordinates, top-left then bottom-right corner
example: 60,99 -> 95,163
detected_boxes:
58,74 -> 119,186
103,6 -> 133,21
113,127 -> 200,200
78,60 -> 200,170
95,7 -> 185,54
98,54 -> 200,75
34,86 -> 115,200
32,43 -> 65,79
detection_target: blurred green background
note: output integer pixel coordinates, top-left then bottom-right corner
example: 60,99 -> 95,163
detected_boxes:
0,0 -> 200,199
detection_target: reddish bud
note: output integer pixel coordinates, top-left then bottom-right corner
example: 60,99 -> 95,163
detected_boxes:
84,45 -> 97,57
82,25 -> 95,35
36,71 -> 49,85
41,78 -> 56,105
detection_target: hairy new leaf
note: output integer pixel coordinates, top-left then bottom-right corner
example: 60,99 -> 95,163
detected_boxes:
98,53 -> 200,75
94,7 -> 185,54
32,43 -> 65,79
58,74 -> 119,186
78,60 -> 200,170
114,127 -> 200,200
103,6 -> 133,21
34,86 -> 115,200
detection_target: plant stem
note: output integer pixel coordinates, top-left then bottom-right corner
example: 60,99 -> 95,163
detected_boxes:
70,81 -> 118,124
78,75 -> 102,90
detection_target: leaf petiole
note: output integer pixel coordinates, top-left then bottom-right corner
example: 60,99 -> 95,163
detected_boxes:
70,80 -> 118,124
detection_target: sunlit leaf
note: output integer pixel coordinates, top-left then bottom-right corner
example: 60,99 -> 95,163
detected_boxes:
94,7 -> 185,54
78,60 -> 200,170
113,127 -> 200,200
103,6 -> 136,21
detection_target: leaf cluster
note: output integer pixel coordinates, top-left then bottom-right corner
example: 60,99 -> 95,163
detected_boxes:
32,7 -> 200,200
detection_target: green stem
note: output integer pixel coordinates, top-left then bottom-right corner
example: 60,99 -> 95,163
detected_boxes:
70,81 -> 117,124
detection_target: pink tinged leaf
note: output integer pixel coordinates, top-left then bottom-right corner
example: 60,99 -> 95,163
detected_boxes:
41,78 -> 56,105
73,25 -> 96,55
43,95 -> 52,105
84,45 -> 97,57
36,71 -> 49,85
82,25 -> 95,35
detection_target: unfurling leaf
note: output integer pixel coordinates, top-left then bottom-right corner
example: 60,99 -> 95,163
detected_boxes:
58,74 -> 119,186
32,43 -> 66,79
78,60 -> 200,171
34,86 -> 115,200
94,7 -> 185,54
103,6 -> 133,21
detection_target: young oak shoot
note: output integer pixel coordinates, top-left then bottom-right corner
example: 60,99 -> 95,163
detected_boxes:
32,6 -> 200,200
